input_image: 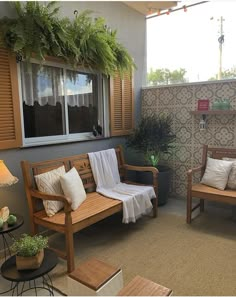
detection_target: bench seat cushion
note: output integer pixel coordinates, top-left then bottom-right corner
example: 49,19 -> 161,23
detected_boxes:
192,183 -> 236,204
34,192 -> 122,231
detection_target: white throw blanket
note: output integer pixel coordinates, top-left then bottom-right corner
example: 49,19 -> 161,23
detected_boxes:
88,149 -> 155,223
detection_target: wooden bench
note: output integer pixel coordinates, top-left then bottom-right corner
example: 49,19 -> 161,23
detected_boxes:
187,144 -> 236,223
21,146 -> 158,272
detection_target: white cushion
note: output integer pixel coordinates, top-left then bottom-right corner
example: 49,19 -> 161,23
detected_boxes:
60,167 -> 86,210
201,157 -> 233,190
34,166 -> 66,217
222,157 -> 236,189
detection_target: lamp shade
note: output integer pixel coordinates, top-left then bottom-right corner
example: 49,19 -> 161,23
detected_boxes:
0,160 -> 18,187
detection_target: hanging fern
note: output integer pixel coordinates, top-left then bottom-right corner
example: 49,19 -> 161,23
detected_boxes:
0,2 -> 135,75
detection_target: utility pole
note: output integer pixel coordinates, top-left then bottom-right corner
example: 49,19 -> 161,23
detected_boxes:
217,16 -> 225,80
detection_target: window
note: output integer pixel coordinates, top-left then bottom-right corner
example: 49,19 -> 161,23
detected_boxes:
20,60 -> 109,146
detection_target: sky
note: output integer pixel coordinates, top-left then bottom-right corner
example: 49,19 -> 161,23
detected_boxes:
147,1 -> 236,82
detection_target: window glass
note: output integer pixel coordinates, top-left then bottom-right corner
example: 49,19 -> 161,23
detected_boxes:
20,61 -> 107,145
66,71 -> 99,134
21,63 -> 65,138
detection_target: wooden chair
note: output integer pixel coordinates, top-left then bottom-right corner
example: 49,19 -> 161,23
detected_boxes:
187,144 -> 236,223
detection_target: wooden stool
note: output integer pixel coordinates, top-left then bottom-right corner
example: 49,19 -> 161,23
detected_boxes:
67,258 -> 123,296
117,275 -> 172,296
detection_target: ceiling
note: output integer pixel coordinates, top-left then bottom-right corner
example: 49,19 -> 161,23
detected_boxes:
124,1 -> 178,16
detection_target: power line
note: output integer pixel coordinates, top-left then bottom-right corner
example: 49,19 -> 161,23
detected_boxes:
146,1 -> 209,20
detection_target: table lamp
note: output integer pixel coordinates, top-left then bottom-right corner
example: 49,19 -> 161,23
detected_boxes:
0,160 -> 18,221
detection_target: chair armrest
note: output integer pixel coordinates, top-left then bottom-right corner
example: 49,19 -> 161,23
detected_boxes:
30,189 -> 72,212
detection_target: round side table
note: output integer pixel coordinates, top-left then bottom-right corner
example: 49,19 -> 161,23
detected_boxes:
1,248 -> 58,296
0,214 -> 24,261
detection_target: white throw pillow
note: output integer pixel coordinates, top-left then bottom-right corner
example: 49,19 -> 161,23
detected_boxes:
60,167 -> 86,210
34,166 -> 66,217
201,157 -> 233,190
222,157 -> 236,189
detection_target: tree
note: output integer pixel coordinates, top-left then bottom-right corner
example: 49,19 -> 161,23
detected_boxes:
147,68 -> 188,86
208,66 -> 236,81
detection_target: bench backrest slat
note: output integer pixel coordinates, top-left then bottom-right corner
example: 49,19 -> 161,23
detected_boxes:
21,146 -> 125,213
202,145 -> 236,169
209,147 -> 236,160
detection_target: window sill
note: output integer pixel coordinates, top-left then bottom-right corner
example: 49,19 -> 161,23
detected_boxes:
21,135 -> 110,149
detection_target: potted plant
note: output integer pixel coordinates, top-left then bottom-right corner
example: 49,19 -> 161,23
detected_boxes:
126,114 -> 176,205
11,234 -> 48,270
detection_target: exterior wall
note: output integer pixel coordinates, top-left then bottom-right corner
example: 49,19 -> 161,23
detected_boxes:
0,1 -> 146,234
142,80 -> 236,199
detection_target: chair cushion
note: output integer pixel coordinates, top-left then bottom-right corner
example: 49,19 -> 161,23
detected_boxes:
222,157 -> 236,189
35,166 -> 66,217
201,157 -> 233,190
60,167 -> 86,210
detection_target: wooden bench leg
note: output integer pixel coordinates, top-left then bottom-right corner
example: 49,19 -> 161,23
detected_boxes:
200,199 -> 204,212
66,230 -> 75,273
65,214 -> 75,273
186,189 -> 192,224
153,198 -> 157,218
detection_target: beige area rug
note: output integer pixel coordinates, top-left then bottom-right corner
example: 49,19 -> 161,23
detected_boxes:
50,211 -> 236,296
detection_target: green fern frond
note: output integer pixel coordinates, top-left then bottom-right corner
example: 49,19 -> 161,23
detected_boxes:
0,2 -> 136,75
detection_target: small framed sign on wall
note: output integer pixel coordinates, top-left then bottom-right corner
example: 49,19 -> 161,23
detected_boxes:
197,99 -> 209,111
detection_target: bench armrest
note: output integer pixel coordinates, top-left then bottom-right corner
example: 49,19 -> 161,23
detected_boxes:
123,164 -> 158,190
187,165 -> 205,186
123,164 -> 159,175
30,189 -> 72,212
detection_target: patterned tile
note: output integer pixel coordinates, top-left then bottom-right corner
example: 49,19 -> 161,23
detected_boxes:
214,126 -> 234,147
175,181 -> 187,199
142,107 -> 156,117
174,106 -> 192,125
142,80 -> 236,199
214,114 -> 235,125
174,145 -> 192,164
194,84 -> 215,100
175,125 -> 192,144
176,85 -> 194,106
159,88 -> 175,106
142,89 -> 158,107
214,82 -> 236,99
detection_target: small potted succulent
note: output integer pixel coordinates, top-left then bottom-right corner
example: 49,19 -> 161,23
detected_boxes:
11,234 -> 48,270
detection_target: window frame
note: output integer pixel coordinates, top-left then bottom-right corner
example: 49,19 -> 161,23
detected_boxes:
18,58 -> 109,147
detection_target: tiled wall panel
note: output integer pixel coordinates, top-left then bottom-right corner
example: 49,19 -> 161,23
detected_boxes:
142,80 -> 236,198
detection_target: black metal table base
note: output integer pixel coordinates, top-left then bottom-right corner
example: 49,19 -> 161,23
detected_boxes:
1,232 -> 14,262
1,249 -> 57,296
10,274 -> 54,296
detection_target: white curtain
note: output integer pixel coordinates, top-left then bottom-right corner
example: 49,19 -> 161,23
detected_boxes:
21,63 -> 96,108
67,93 -> 94,107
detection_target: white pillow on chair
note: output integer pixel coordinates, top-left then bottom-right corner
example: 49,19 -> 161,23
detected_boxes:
201,157 -> 233,190
222,157 -> 236,189
35,166 -> 66,217
60,167 -> 86,210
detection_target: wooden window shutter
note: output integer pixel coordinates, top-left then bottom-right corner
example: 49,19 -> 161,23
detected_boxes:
110,72 -> 134,136
0,48 -> 22,149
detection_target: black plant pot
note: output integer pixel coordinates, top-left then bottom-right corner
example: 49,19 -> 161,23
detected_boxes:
136,165 -> 171,206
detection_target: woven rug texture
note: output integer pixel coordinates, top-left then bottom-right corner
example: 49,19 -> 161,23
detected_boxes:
50,211 -> 236,296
